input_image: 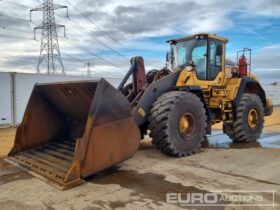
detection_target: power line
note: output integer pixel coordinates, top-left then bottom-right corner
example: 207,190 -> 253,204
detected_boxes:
0,34 -> 32,40
0,26 -> 33,35
64,0 -> 124,46
63,1 -> 137,56
63,17 -> 128,59
63,52 -> 86,64
63,38 -> 122,69
0,9 -> 31,23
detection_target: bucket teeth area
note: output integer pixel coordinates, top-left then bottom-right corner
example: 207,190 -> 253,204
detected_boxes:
8,139 -> 84,189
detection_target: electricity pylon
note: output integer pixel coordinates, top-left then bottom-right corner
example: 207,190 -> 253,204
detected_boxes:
85,61 -> 91,77
30,0 -> 68,74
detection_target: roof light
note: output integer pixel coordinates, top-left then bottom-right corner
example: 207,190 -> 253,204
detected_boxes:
186,66 -> 193,71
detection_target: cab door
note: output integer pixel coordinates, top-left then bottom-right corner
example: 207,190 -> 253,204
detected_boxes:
193,39 -> 225,89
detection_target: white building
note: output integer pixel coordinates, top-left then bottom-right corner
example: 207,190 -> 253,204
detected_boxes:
0,72 -> 122,126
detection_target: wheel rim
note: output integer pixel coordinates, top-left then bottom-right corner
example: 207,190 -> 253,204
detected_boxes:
247,109 -> 258,128
179,112 -> 195,139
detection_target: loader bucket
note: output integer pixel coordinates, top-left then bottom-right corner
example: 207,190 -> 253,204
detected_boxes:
7,79 -> 141,189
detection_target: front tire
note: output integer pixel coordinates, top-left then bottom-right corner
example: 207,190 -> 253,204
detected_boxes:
229,93 -> 264,142
148,91 -> 207,157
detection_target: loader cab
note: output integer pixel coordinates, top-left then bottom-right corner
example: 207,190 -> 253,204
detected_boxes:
168,34 -> 227,81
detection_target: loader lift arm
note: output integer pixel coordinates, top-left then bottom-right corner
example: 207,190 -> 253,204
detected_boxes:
118,57 -> 148,106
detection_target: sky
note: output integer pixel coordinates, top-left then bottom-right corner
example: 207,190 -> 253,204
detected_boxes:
0,0 -> 279,83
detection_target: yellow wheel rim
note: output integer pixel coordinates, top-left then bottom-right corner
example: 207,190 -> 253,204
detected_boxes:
179,112 -> 195,138
247,109 -> 258,128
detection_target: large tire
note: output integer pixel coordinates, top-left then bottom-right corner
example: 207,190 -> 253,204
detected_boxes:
148,91 -> 207,157
229,93 -> 264,142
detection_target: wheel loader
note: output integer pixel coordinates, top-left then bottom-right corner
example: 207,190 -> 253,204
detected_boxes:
7,33 -> 273,189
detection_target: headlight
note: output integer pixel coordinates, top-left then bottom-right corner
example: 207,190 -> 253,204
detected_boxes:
186,66 -> 193,71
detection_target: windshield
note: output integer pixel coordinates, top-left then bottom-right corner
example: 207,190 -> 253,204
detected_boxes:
171,39 -> 207,79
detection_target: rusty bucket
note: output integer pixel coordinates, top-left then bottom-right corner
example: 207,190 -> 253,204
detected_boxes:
7,79 -> 141,189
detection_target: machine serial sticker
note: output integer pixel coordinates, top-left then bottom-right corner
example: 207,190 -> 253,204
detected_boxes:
138,108 -> 146,117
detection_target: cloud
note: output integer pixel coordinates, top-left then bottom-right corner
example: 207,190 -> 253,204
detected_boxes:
0,0 -> 279,80
253,44 -> 280,70
249,0 -> 280,17
0,13 -> 31,30
96,1 -> 231,38
76,0 -> 112,10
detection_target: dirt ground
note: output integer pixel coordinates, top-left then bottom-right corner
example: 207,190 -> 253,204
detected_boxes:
0,108 -> 280,210
0,127 -> 15,159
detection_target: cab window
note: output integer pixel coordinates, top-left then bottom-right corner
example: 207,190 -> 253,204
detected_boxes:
178,47 -> 187,66
192,41 -> 207,80
208,40 -> 223,80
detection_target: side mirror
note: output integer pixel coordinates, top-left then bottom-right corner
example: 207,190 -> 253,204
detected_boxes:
216,45 -> 223,56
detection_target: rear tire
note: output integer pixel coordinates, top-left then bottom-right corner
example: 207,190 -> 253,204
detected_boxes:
229,93 -> 264,143
148,91 -> 207,157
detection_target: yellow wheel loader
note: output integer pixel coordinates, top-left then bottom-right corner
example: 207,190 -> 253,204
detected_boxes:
7,33 -> 273,189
